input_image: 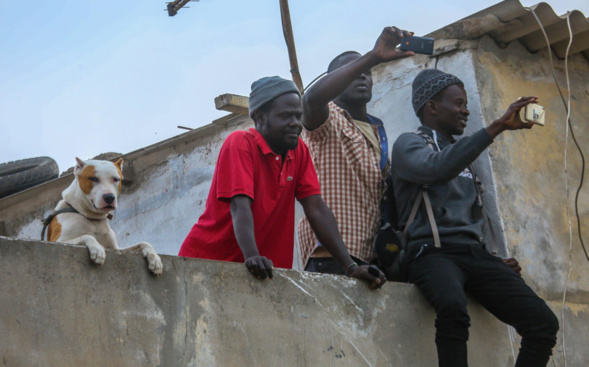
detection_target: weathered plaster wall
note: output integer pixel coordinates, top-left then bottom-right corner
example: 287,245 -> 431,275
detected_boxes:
1,237 -> 535,366
472,36 -> 589,365
473,36 -> 589,299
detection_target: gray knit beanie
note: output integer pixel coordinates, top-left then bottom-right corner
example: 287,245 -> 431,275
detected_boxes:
249,76 -> 301,117
412,69 -> 463,116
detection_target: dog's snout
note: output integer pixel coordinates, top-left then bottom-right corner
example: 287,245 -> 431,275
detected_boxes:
103,193 -> 115,205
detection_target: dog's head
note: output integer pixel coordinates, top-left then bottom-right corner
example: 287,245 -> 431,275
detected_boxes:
74,157 -> 124,214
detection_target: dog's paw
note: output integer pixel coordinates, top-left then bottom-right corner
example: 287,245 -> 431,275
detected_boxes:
147,252 -> 163,275
88,245 -> 106,266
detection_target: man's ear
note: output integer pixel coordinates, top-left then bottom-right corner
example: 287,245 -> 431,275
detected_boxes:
253,111 -> 266,129
425,100 -> 437,116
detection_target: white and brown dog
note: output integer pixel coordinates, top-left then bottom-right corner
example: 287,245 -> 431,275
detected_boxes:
43,157 -> 163,275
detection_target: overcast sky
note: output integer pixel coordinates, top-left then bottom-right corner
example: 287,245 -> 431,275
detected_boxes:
2,0 -> 588,173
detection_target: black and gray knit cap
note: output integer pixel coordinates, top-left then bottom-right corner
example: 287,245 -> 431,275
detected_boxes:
412,69 -> 463,116
249,76 -> 300,117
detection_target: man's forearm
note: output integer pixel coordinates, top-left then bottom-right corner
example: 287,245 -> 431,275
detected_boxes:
230,196 -> 259,259
301,196 -> 356,270
305,51 -> 381,108
393,128 -> 493,184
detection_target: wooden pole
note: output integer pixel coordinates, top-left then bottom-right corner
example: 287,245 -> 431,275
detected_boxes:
167,0 -> 192,16
279,0 -> 304,94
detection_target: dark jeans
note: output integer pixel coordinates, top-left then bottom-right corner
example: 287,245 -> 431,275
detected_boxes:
305,255 -> 368,275
407,244 -> 558,367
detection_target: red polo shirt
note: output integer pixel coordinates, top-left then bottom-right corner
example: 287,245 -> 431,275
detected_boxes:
178,128 -> 321,268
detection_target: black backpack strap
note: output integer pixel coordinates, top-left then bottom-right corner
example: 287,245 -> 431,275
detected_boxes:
405,185 -> 441,248
415,131 -> 438,152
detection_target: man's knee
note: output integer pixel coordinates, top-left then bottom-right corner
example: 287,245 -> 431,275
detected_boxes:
433,295 -> 471,337
434,293 -> 468,317
520,301 -> 559,344
534,305 -> 559,341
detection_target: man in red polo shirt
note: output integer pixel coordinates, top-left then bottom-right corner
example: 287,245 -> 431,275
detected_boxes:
179,76 -> 385,288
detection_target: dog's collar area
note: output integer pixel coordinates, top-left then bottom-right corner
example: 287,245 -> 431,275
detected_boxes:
41,203 -> 113,241
65,202 -> 114,221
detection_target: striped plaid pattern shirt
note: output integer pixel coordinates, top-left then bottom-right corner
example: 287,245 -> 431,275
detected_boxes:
297,102 -> 388,264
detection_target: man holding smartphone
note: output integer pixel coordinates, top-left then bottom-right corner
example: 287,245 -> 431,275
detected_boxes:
390,69 -> 558,366
297,26 -> 415,274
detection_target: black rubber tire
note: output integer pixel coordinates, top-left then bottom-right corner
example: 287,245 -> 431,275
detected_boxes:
0,157 -> 59,199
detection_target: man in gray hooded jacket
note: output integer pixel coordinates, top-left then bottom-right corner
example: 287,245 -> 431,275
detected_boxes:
390,69 -> 558,367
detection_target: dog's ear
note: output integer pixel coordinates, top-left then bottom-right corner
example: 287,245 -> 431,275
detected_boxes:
75,157 -> 86,175
114,158 -> 123,172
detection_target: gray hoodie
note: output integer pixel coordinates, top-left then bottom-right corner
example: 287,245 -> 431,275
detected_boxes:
391,126 -> 493,250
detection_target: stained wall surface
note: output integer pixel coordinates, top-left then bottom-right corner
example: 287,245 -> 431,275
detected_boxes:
1,237 -> 520,367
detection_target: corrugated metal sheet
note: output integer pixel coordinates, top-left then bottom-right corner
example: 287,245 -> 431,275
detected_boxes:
427,0 -> 589,61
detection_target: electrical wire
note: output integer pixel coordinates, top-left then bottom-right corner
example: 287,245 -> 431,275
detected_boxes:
529,8 -> 588,367
507,324 -> 517,363
559,13 -> 574,367
303,71 -> 327,93
529,8 -> 587,262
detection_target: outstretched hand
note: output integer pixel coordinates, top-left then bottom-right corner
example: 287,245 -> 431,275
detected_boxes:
245,255 -> 274,280
372,26 -> 415,62
496,96 -> 538,131
349,265 -> 387,289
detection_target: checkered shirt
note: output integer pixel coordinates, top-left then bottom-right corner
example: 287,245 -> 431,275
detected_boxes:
297,102 -> 388,264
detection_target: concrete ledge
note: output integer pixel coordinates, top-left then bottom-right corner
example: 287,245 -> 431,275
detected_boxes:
0,237 -> 517,366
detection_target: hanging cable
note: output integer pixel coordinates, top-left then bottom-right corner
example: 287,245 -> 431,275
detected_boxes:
559,13 -> 574,367
303,71 -> 327,93
529,8 -> 587,367
529,8 -> 587,262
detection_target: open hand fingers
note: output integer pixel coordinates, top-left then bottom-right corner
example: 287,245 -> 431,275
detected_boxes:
263,257 -> 274,279
390,26 -> 404,39
512,96 -> 538,110
388,26 -> 414,41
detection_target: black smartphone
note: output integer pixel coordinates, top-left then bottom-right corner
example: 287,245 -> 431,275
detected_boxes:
399,36 -> 434,55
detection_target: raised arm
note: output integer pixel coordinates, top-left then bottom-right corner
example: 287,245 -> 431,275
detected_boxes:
230,194 -> 274,280
393,96 -> 540,185
303,26 -> 415,130
392,129 -> 493,185
485,96 -> 538,139
299,194 -> 386,289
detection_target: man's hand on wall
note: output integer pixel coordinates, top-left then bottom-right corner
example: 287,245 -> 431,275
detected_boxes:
349,265 -> 387,289
245,255 -> 274,280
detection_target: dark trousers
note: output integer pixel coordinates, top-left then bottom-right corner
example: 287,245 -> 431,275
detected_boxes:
305,256 -> 368,275
407,244 -> 558,367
